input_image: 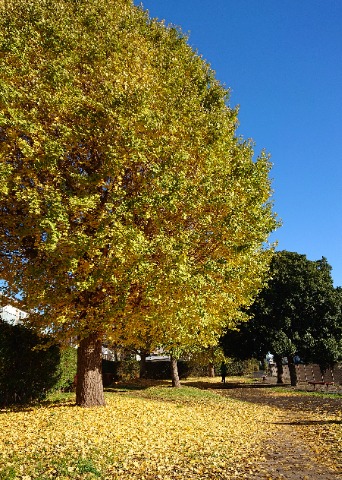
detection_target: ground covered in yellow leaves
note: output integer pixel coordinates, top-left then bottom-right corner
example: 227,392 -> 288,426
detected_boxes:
0,378 -> 341,479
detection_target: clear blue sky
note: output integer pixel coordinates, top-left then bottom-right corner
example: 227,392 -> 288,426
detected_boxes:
136,0 -> 342,287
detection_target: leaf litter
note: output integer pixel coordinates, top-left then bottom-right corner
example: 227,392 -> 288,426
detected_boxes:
0,380 -> 340,479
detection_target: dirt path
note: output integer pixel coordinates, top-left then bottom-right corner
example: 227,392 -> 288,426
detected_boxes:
213,385 -> 342,480
258,419 -> 339,479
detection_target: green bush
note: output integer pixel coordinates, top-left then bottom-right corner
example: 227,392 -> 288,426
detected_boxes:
142,360 -> 190,380
0,320 -> 60,405
116,358 -> 140,381
225,358 -> 260,376
184,358 -> 260,378
102,359 -> 191,383
185,360 -> 223,377
102,359 -> 140,384
53,346 -> 77,392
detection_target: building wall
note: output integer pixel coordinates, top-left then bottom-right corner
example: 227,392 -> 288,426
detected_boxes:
0,304 -> 28,325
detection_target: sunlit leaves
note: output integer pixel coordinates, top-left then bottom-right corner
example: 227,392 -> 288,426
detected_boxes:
0,0 -> 278,358
0,387 -> 275,479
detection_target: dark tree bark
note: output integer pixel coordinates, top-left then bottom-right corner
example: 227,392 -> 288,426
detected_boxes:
76,332 -> 105,407
208,362 -> 215,378
274,354 -> 285,384
170,356 -> 181,388
287,355 -> 298,386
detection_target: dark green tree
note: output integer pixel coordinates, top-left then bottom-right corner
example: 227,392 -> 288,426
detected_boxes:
0,320 -> 61,405
221,251 -> 342,386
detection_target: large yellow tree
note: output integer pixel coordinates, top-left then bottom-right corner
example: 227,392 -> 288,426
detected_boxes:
0,0 -> 278,405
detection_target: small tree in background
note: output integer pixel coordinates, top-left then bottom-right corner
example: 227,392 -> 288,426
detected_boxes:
299,285 -> 342,372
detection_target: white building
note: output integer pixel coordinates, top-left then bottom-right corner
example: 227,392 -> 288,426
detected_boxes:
0,303 -> 28,325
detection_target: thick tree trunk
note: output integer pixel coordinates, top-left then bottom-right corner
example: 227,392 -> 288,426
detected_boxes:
170,356 -> 181,388
208,362 -> 215,378
287,355 -> 298,386
274,354 -> 284,384
76,332 -> 105,407
139,351 -> 148,379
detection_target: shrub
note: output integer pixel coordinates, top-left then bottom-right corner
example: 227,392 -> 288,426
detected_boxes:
0,320 -> 60,405
142,360 -> 190,380
116,358 -> 140,381
225,358 -> 260,376
53,346 -> 77,392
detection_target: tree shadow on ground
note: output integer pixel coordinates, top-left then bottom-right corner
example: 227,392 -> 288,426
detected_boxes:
276,419 -> 342,425
0,405 -> 34,414
0,396 -> 75,413
185,380 -> 288,390
184,379 -> 342,417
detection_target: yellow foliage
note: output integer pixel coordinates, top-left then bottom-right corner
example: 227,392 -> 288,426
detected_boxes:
0,0 -> 279,374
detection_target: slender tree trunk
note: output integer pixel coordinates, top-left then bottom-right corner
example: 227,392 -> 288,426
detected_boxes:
76,332 -> 105,407
287,355 -> 298,386
274,354 -> 284,384
139,351 -> 148,379
208,362 -> 215,378
170,356 -> 181,388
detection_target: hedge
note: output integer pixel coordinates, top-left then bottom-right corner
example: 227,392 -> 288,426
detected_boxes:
0,320 -> 60,405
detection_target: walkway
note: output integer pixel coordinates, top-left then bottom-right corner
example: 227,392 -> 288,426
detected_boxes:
214,385 -> 341,480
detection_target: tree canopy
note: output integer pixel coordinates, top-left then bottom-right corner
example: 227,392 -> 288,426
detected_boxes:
0,0 -> 277,405
221,251 -> 342,385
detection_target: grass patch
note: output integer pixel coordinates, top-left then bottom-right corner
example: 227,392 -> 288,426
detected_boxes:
0,466 -> 16,480
128,385 -> 222,402
76,458 -> 102,477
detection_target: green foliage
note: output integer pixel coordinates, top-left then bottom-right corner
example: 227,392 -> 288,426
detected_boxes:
221,251 -> 342,371
53,346 -> 77,392
0,467 -> 18,480
116,358 -> 140,381
145,360 -> 191,380
0,320 -> 60,405
76,458 -> 101,477
225,358 -> 260,376
103,358 -> 193,381
0,466 -> 16,480
101,358 -> 140,383
185,360 -> 217,377
186,345 -> 225,374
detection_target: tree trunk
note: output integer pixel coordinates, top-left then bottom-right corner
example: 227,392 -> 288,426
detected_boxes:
208,362 -> 215,378
287,355 -> 298,386
274,354 -> 284,384
170,356 -> 181,388
139,351 -> 148,379
76,332 -> 105,407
